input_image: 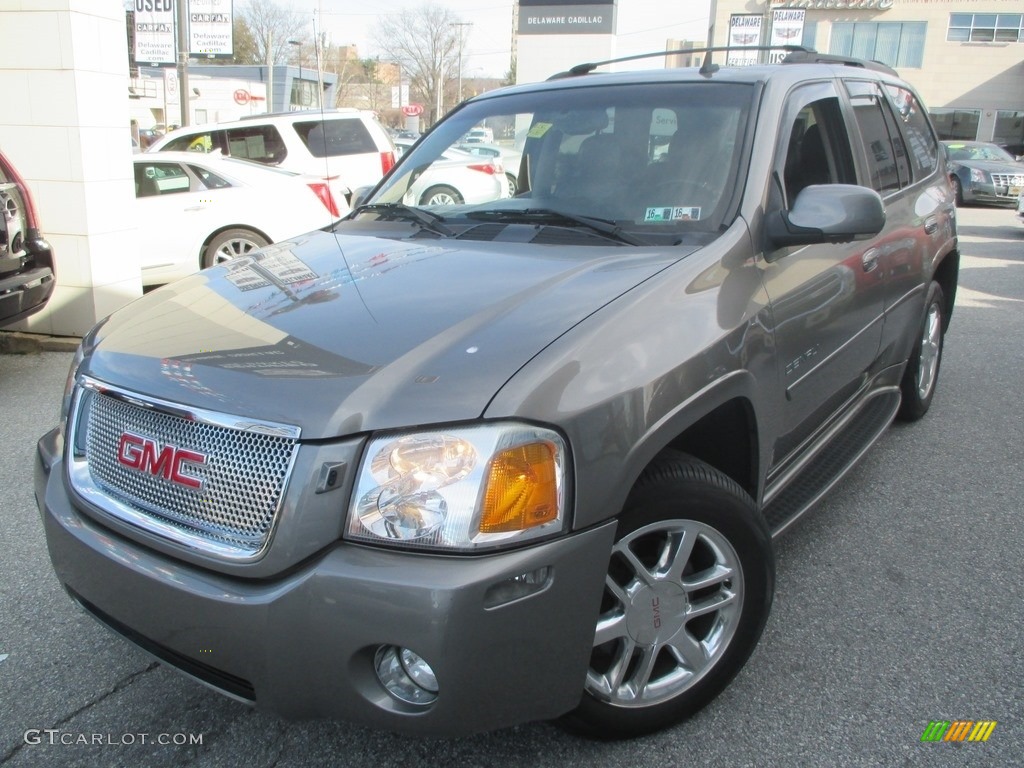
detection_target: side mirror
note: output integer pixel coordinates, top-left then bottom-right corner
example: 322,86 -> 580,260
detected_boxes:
766,184 -> 885,253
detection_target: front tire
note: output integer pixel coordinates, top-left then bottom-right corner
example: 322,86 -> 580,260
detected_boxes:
950,176 -> 963,206
897,281 -> 945,421
561,453 -> 774,739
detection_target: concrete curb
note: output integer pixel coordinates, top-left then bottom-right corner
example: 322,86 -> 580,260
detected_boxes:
0,331 -> 81,354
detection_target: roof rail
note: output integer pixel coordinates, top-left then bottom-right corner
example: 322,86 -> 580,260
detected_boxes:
780,50 -> 898,76
547,45 -> 811,81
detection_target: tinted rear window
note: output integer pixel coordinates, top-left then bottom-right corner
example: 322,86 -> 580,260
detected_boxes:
294,119 -> 377,158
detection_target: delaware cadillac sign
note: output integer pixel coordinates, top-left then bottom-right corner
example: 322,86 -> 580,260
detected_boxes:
518,0 -> 616,35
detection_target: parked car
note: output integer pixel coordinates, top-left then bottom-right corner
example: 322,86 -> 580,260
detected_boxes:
38,48 -> 958,740
148,110 -> 397,207
463,126 -> 494,143
0,148 -> 55,327
943,140 -> 1024,206
454,142 -> 523,196
137,127 -> 162,149
1017,189 -> 1024,223
391,139 -> 508,205
132,151 -> 344,286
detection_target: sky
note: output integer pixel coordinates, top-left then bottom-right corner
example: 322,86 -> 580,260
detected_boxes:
300,1 -> 712,79
306,1 -> 518,78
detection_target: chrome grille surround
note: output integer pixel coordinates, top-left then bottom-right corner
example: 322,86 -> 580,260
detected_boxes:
66,376 -> 301,561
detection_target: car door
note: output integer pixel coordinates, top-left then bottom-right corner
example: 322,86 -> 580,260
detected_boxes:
759,81 -> 887,467
133,160 -> 221,280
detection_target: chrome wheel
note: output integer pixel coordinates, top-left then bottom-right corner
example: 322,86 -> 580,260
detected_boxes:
916,300 -> 942,401
420,185 -> 463,206
212,236 -> 260,263
202,228 -> 269,269
585,518 -> 744,708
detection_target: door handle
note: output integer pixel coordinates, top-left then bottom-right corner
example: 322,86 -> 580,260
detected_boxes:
184,205 -> 206,212
861,247 -> 879,273
923,216 -> 938,235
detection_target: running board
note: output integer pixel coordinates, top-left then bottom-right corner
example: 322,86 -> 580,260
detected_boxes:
763,390 -> 900,537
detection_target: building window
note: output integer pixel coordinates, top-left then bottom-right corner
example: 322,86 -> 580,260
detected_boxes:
993,110 -> 1024,156
802,21 -> 817,50
928,108 -> 981,142
948,13 -> 1023,43
829,22 -> 927,68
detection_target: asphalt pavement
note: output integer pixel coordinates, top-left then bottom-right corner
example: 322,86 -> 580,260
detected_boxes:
1,205 -> 1021,767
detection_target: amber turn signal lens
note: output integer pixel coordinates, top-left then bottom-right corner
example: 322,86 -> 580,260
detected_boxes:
480,442 -> 559,533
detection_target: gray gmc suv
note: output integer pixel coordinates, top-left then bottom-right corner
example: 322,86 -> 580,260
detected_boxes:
36,49 -> 959,739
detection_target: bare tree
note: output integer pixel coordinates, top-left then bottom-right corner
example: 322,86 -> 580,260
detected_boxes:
235,0 -> 310,66
372,4 -> 463,125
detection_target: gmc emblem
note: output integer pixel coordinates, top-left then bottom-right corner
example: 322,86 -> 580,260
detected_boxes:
117,433 -> 207,490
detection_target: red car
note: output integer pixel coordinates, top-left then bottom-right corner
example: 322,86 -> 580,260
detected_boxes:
0,149 -> 55,327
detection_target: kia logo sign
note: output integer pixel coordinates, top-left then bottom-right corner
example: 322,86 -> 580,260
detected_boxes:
401,104 -> 424,117
117,433 -> 208,490
234,89 -> 250,105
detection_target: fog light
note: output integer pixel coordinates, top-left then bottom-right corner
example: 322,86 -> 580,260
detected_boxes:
374,645 -> 439,706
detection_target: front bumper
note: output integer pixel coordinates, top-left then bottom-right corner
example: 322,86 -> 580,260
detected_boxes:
963,182 -> 1020,207
36,429 -> 616,736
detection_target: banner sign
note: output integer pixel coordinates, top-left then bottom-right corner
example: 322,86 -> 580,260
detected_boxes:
189,0 -> 234,58
768,9 -> 805,62
518,1 -> 616,35
727,14 -> 763,66
133,0 -> 176,66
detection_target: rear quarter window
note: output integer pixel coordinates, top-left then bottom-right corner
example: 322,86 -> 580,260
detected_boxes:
224,126 -> 287,164
295,119 -> 378,158
884,84 -> 939,180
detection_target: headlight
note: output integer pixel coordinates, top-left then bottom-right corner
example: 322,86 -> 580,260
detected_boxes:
969,168 -> 987,184
346,423 -> 569,551
59,342 -> 85,429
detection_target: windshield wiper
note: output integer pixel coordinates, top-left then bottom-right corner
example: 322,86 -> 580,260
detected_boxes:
350,203 -> 454,237
464,208 -> 648,246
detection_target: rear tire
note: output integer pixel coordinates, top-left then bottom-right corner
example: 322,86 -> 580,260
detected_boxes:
202,228 -> 269,269
419,185 -> 463,206
897,281 -> 945,421
950,176 -> 963,206
560,452 -> 774,740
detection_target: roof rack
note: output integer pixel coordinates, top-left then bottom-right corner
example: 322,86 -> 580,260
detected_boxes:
547,45 -> 899,81
547,45 -> 811,81
779,50 -> 898,76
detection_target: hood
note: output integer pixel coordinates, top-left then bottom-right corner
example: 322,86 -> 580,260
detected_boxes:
956,159 -> 1024,175
84,230 -> 686,439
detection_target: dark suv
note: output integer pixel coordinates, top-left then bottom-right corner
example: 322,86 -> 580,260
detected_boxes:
36,49 -> 958,739
0,149 -> 55,327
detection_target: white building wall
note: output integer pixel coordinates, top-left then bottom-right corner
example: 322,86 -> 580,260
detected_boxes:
0,0 -> 141,337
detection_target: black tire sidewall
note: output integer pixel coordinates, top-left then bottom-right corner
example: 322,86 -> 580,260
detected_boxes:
897,281 -> 945,422
419,185 -> 462,206
562,454 -> 774,739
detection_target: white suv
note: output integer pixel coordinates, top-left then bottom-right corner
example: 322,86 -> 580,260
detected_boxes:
148,109 -> 397,204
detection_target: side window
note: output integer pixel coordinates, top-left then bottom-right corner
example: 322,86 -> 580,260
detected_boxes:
133,162 -> 192,197
294,119 -> 378,158
223,126 -> 286,164
844,80 -> 907,195
187,165 -> 231,190
884,84 -> 939,179
163,131 -> 215,153
781,93 -> 856,205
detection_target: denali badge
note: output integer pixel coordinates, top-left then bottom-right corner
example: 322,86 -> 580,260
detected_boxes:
117,433 -> 208,490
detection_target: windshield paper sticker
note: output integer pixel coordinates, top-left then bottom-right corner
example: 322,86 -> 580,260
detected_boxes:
644,206 -> 701,222
527,122 -> 553,138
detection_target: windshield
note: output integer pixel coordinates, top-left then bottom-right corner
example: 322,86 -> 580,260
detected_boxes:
945,142 -> 1016,163
366,82 -> 754,243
